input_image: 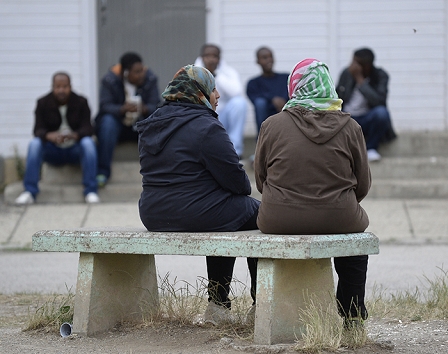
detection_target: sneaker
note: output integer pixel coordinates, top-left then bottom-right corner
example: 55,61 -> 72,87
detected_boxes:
367,149 -> 381,162
14,191 -> 34,205
203,302 -> 234,326
96,174 -> 107,188
85,192 -> 100,204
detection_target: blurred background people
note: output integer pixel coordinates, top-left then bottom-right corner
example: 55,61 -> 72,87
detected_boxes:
336,47 -> 396,162
15,72 -> 99,204
195,44 -> 247,159
95,52 -> 160,186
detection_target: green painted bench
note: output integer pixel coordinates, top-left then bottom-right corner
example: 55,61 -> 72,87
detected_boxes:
32,228 -> 379,345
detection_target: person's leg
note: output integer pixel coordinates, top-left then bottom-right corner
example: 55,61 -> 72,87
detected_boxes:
206,256 -> 236,308
96,114 -> 122,179
253,97 -> 269,134
333,255 -> 369,320
353,106 -> 391,151
237,205 -> 260,304
22,137 -> 44,198
78,137 -> 98,195
218,96 -> 247,158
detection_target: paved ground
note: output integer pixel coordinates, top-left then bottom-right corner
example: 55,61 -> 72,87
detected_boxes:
1,197 -> 448,297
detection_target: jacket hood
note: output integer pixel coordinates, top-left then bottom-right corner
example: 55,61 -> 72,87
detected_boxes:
284,105 -> 351,144
136,102 -> 217,155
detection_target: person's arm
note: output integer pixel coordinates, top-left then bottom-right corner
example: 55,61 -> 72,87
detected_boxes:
254,122 -> 268,194
351,124 -> 371,202
33,99 -> 54,141
200,121 -> 251,195
215,63 -> 243,98
140,70 -> 160,118
358,69 -> 389,107
98,77 -> 124,119
72,96 -> 93,139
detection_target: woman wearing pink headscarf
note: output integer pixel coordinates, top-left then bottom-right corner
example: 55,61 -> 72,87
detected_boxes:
254,59 -> 371,326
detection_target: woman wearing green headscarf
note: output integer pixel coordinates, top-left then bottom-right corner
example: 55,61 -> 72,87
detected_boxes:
137,65 -> 260,325
254,59 -> 371,326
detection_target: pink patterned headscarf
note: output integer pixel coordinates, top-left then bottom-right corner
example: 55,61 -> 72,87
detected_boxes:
283,58 -> 342,111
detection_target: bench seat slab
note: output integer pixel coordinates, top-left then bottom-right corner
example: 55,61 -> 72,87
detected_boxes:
73,253 -> 159,336
254,258 -> 335,345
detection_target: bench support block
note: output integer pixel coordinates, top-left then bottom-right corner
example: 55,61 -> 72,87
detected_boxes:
254,258 -> 335,345
73,253 -> 159,336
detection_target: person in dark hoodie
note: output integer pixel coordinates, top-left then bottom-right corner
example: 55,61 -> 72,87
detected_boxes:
95,52 -> 160,186
136,65 -> 260,326
254,59 -> 371,328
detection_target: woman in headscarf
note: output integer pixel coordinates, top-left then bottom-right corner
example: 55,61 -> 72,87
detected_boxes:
137,65 -> 259,325
254,59 -> 371,326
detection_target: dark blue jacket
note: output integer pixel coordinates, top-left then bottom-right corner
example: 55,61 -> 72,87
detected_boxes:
136,101 -> 259,232
96,64 -> 160,123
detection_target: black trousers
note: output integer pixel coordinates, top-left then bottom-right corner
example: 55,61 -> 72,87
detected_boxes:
334,255 -> 369,319
206,210 -> 258,308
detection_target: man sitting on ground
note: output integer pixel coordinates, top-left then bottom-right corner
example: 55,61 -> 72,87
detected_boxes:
336,47 -> 396,162
15,72 -> 100,204
95,52 -> 160,186
246,46 -> 289,135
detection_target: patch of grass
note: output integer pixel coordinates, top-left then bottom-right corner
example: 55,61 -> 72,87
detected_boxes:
367,267 -> 448,322
24,288 -> 74,332
294,294 -> 367,353
141,273 -> 209,326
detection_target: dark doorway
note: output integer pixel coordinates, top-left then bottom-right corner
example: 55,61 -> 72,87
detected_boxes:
97,0 -> 206,95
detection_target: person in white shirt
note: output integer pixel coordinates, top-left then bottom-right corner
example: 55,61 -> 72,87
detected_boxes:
195,44 -> 247,158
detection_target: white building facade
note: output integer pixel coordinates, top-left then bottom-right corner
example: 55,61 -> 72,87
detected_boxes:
1,0 -> 447,157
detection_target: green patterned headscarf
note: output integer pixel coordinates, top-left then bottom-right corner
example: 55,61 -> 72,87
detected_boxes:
283,59 -> 342,111
162,65 -> 215,109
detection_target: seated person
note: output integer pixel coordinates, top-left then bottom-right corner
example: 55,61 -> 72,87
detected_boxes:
336,47 -> 396,161
15,72 -> 99,204
95,52 -> 160,186
194,44 -> 247,158
136,65 -> 260,325
246,46 -> 289,135
254,59 -> 371,326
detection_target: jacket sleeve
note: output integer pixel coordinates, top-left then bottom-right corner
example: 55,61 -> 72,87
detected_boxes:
140,71 -> 161,119
254,122 -> 268,194
99,77 -> 123,119
358,68 -> 389,107
351,124 -> 371,201
73,96 -> 93,139
201,121 -> 251,195
33,99 -> 48,140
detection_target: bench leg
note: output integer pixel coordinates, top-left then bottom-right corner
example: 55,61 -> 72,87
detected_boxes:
254,258 -> 335,345
73,253 -> 158,336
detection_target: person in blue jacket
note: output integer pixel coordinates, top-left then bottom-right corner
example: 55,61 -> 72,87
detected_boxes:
246,47 -> 289,135
95,52 -> 160,186
137,65 -> 260,325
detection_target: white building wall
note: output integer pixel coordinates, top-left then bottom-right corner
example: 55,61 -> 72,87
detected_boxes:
1,0 -> 447,157
0,0 -> 96,158
206,0 -> 448,137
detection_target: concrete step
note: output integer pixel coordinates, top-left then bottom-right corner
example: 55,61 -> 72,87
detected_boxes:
4,181 -> 142,204
369,179 -> 448,199
369,157 -> 448,179
377,131 -> 448,157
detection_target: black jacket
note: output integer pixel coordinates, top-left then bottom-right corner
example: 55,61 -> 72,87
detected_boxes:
96,64 -> 160,122
336,66 -> 396,142
136,101 -> 259,232
34,91 -> 93,141
336,66 -> 389,109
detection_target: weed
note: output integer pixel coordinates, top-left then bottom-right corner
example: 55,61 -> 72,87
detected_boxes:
24,287 -> 74,332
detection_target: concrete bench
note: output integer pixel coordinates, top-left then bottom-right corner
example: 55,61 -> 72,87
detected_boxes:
32,228 -> 379,345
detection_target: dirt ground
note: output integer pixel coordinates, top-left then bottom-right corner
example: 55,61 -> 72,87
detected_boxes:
1,294 -> 447,354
